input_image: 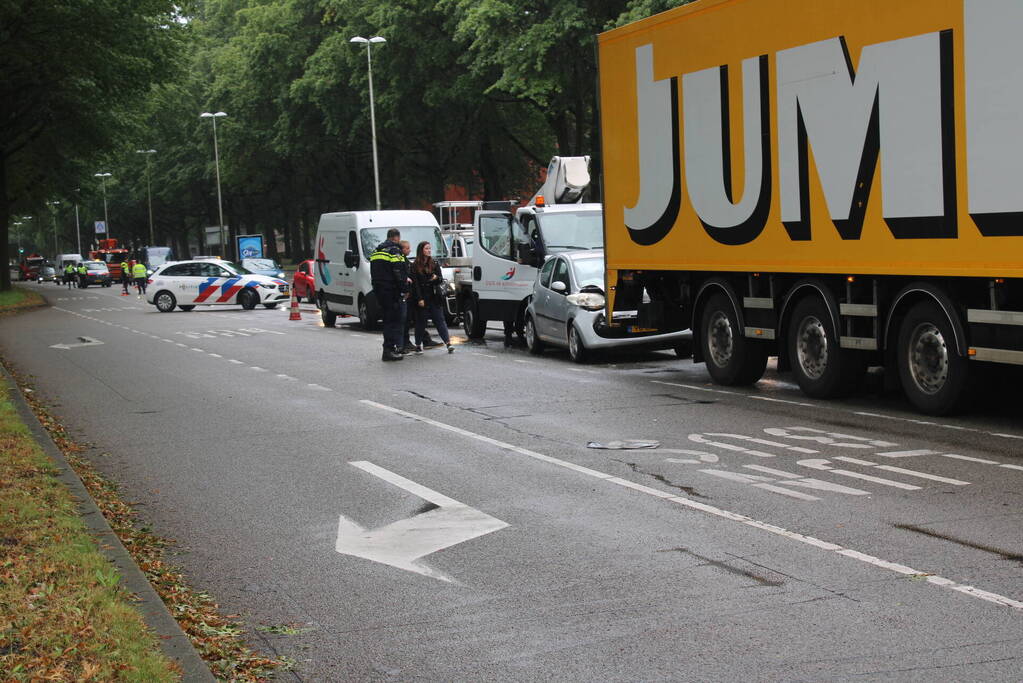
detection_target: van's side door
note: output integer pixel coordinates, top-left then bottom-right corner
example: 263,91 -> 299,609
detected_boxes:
338,229 -> 359,313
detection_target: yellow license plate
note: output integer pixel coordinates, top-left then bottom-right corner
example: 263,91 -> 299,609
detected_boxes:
629,326 -> 657,333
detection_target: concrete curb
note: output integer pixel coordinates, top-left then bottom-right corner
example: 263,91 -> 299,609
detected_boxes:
0,364 -> 216,682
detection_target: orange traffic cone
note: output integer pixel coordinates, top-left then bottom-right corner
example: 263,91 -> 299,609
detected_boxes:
288,287 -> 302,321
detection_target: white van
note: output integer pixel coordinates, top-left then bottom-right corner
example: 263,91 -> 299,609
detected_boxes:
57,253 -> 85,270
313,210 -> 449,328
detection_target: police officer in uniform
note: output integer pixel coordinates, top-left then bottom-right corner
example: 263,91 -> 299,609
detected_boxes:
370,228 -> 408,361
63,263 -> 75,289
132,260 -> 148,297
77,262 -> 87,288
120,259 -> 131,294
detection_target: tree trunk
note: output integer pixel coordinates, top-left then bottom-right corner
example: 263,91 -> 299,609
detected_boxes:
0,156 -> 10,291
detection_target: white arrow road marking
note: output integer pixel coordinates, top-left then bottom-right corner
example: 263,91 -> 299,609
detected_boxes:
797,459 -> 921,490
49,336 -> 104,350
336,461 -> 509,583
361,400 -> 1023,611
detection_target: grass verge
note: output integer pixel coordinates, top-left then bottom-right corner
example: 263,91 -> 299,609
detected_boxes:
0,286 -> 46,316
1,362 -> 286,681
0,375 -> 178,680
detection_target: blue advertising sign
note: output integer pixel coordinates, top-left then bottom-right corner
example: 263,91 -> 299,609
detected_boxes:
236,234 -> 264,260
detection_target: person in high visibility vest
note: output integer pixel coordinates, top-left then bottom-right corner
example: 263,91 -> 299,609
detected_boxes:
119,259 -> 130,294
131,260 -> 148,297
77,262 -> 87,288
63,263 -> 75,289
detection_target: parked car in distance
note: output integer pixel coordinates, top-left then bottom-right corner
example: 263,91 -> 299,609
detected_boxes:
524,249 -> 691,363
292,259 -> 315,303
38,263 -> 57,282
81,261 -> 112,288
241,258 -> 285,279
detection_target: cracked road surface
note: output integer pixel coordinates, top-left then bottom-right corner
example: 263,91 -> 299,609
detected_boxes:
2,282 -> 1022,680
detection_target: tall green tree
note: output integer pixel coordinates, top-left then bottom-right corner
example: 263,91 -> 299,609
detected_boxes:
0,0 -> 184,289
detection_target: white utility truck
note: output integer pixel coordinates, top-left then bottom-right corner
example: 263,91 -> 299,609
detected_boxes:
454,157 -> 604,339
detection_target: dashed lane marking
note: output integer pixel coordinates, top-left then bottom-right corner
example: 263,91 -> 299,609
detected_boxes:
361,400 -> 1023,612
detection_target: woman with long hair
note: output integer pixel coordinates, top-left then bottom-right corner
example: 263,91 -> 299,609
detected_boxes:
410,240 -> 454,353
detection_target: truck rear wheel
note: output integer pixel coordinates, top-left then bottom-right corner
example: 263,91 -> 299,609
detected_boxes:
788,297 -> 864,398
700,292 -> 767,385
463,298 -> 486,339
897,300 -> 970,415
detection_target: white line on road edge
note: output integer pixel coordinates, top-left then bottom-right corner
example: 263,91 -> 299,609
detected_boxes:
361,399 -> 1023,612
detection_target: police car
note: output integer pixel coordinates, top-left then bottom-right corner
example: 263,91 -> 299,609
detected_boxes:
146,259 -> 290,312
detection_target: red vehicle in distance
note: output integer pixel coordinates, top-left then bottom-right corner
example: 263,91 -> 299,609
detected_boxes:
292,259 -> 316,303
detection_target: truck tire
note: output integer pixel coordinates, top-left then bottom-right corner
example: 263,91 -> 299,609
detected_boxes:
699,292 -> 767,385
897,300 -> 971,415
788,297 -> 864,398
463,298 -> 486,339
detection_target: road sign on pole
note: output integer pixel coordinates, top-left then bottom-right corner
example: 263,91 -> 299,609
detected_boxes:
94,220 -> 107,235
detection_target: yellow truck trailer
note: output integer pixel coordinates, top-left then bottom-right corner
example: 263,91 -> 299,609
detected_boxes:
598,0 -> 1023,414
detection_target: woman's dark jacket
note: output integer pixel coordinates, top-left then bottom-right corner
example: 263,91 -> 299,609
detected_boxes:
411,260 -> 444,307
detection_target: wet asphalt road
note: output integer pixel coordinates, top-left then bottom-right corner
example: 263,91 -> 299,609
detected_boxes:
1,281 -> 1021,680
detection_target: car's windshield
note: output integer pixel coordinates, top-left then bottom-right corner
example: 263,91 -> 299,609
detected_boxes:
85,262 -> 106,270
223,262 -> 254,275
360,226 -> 449,261
572,257 -> 605,290
536,211 -> 604,252
243,259 -> 277,271
147,247 -> 173,267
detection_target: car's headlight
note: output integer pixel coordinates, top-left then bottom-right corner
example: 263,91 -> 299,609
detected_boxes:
566,292 -> 605,310
277,271 -> 285,278
258,283 -> 277,289
446,281 -> 456,293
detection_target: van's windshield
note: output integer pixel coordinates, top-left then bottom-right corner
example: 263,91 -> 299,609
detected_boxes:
537,210 -> 604,252
360,226 -> 449,261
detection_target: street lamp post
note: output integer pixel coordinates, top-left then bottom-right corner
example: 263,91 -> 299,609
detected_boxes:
200,112 -> 227,257
93,172 -> 112,240
136,149 -> 157,246
46,200 -> 60,256
12,221 -> 22,254
73,189 -> 82,255
350,36 -> 386,211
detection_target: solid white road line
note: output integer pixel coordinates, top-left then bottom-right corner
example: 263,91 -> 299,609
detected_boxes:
361,399 -> 1023,611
